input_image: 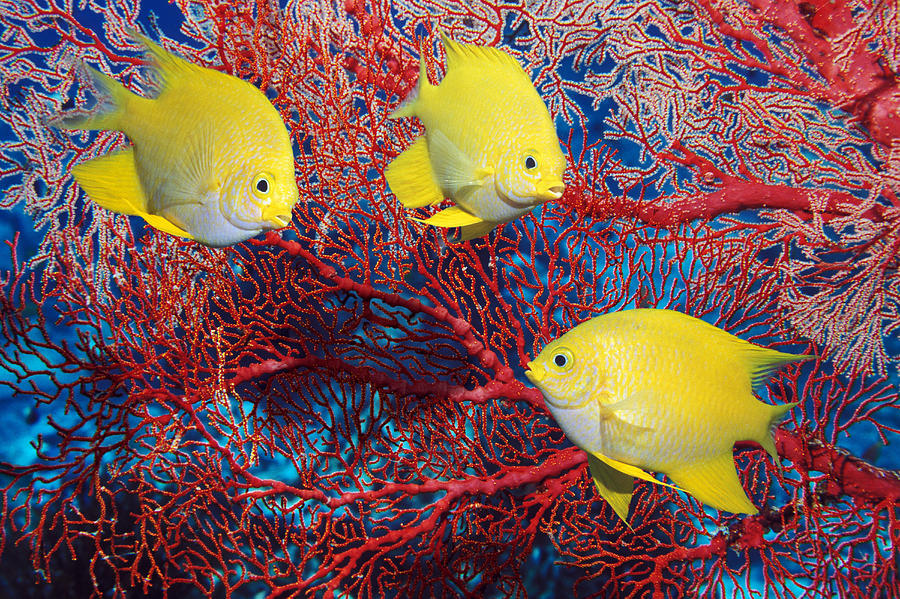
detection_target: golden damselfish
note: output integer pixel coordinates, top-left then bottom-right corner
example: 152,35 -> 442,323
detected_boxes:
51,32 -> 298,247
526,309 -> 812,525
386,31 -> 566,242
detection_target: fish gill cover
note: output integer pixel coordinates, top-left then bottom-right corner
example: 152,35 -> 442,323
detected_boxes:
0,0 -> 899,597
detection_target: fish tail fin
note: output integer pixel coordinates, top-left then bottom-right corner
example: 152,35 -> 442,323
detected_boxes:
743,345 -> 814,392
385,136 -> 444,208
758,401 -> 799,468
390,39 -> 430,119
667,453 -> 758,515
72,148 -> 193,240
48,63 -> 134,132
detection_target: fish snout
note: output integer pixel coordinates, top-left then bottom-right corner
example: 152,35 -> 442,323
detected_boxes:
525,361 -> 546,384
266,214 -> 292,228
537,182 -> 565,201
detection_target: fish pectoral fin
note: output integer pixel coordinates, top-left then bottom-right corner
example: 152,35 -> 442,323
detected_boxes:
599,392 -> 654,433
666,453 -> 758,515
590,451 -> 680,492
450,220 -> 497,243
385,136 -> 444,208
410,205 -> 483,228
586,452 -> 634,529
428,128 -> 491,196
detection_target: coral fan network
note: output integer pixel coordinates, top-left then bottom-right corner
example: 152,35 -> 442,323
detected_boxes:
0,0 -> 899,598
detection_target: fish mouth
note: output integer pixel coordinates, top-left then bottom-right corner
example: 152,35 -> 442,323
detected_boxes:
525,361 -> 545,384
267,214 -> 292,228
537,183 -> 565,201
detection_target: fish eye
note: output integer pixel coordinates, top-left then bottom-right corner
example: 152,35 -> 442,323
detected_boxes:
252,173 -> 274,198
551,348 -> 573,371
524,155 -> 538,171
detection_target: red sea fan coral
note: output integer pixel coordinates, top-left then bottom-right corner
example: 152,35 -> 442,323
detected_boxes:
1,0 -> 900,597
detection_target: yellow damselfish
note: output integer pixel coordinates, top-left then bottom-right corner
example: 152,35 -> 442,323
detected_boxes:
51,32 -> 298,247
386,31 -> 566,242
525,308 -> 813,525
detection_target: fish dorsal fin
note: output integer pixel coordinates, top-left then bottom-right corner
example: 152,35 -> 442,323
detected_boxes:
742,345 -> 814,391
385,136 -> 444,208
428,128 -> 492,197
666,452 -> 758,514
440,30 -> 530,82
132,31 -> 202,91
410,205 -> 483,228
586,452 -> 634,529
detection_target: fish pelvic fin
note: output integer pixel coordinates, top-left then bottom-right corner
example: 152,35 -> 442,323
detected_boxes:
410,205 -> 483,228
586,452 -> 634,530
450,220 -> 496,243
72,148 -> 193,240
759,401 -> 799,468
48,63 -> 134,132
743,345 -> 814,392
385,137 -> 444,208
589,452 -> 680,492
667,452 -> 758,515
390,39 -> 431,119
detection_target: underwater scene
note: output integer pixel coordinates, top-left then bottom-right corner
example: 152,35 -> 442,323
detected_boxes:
1,0 -> 899,597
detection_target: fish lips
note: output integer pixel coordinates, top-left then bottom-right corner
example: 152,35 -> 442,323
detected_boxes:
537,182 -> 565,202
524,362 -> 546,384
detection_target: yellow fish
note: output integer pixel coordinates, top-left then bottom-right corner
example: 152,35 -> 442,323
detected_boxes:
525,308 -> 812,524
386,31 -> 566,242
51,32 -> 298,247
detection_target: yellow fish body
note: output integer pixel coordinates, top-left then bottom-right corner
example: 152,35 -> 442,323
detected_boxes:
52,33 -> 298,247
386,31 -> 566,242
525,309 -> 812,524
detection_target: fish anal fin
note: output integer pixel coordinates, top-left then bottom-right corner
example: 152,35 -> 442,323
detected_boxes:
411,205 -> 483,228
667,453 -> 758,515
586,453 -> 634,529
450,220 -> 496,243
385,137 -> 444,208
72,148 -> 193,240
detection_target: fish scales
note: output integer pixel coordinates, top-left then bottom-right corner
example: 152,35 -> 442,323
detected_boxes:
386,31 -> 566,241
526,308 -> 812,524
51,32 -> 298,247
